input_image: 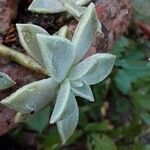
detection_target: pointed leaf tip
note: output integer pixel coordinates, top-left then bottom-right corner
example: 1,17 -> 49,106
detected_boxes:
28,0 -> 65,13
71,81 -> 94,102
72,2 -> 101,64
57,93 -> 79,144
50,79 -> 71,123
69,53 -> 116,85
1,78 -> 58,114
0,72 -> 16,91
37,34 -> 75,82
16,24 -> 49,65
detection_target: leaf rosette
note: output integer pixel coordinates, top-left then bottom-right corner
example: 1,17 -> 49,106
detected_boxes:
1,3 -> 116,143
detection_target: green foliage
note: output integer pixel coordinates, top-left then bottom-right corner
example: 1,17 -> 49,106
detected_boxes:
87,134 -> 117,150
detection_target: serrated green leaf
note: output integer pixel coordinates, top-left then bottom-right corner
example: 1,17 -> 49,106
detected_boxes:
71,81 -> 94,101
0,72 -> 16,91
87,134 -> 117,150
133,144 -> 150,150
16,24 -> 49,65
50,79 -> 71,123
133,94 -> 150,111
72,3 -> 102,64
28,0 -> 65,13
37,34 -> 75,82
1,78 -> 59,114
85,121 -> 113,132
114,69 -> 131,94
57,93 -> 79,144
69,53 -> 116,85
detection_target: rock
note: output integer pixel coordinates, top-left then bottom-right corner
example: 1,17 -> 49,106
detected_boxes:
0,0 -> 18,33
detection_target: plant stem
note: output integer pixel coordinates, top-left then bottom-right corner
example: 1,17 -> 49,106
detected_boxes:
0,44 -> 48,75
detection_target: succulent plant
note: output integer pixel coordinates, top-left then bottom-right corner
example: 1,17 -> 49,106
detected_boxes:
28,0 -> 92,19
1,3 -> 116,143
0,72 -> 16,91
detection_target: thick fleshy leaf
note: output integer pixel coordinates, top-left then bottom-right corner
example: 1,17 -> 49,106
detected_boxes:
28,0 -> 65,13
69,53 -> 116,85
37,35 -> 75,81
71,81 -> 94,101
69,54 -> 99,80
64,2 -> 85,19
1,78 -> 59,114
0,72 -> 16,91
57,92 -> 79,144
50,79 -> 71,123
16,24 -> 49,65
58,25 -> 68,37
75,0 -> 92,6
72,3 -> 102,64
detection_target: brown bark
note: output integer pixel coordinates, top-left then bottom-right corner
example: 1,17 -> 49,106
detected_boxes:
0,0 -> 132,135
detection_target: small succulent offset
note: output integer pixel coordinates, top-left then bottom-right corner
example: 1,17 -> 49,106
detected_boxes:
1,3 -> 116,143
28,0 -> 92,19
0,72 -> 16,91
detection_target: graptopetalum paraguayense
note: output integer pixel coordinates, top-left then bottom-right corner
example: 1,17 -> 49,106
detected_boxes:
1,3 -> 116,143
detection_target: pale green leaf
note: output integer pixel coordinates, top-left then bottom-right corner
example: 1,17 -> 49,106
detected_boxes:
57,92 -> 79,144
28,0 -> 65,13
50,79 -> 71,123
58,25 -> 68,38
0,72 -> 16,91
71,81 -> 94,101
1,78 -> 59,114
64,2 -> 85,19
75,0 -> 92,6
87,134 -> 117,150
69,53 -> 116,85
72,3 -> 102,64
69,54 -> 99,80
80,54 -> 116,85
37,34 -> 75,82
16,24 -> 49,65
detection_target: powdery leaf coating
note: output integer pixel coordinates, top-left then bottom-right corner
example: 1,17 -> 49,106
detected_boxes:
64,2 -> 86,19
81,54 -> 116,85
37,34 -> 75,82
0,72 -> 16,91
57,92 -> 79,144
69,53 -> 116,85
50,78 -> 71,123
28,0 -> 88,19
28,0 -> 65,13
71,81 -> 94,101
1,78 -> 59,114
16,24 -> 49,65
51,37 -> 75,82
75,0 -> 92,6
72,3 -> 102,64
